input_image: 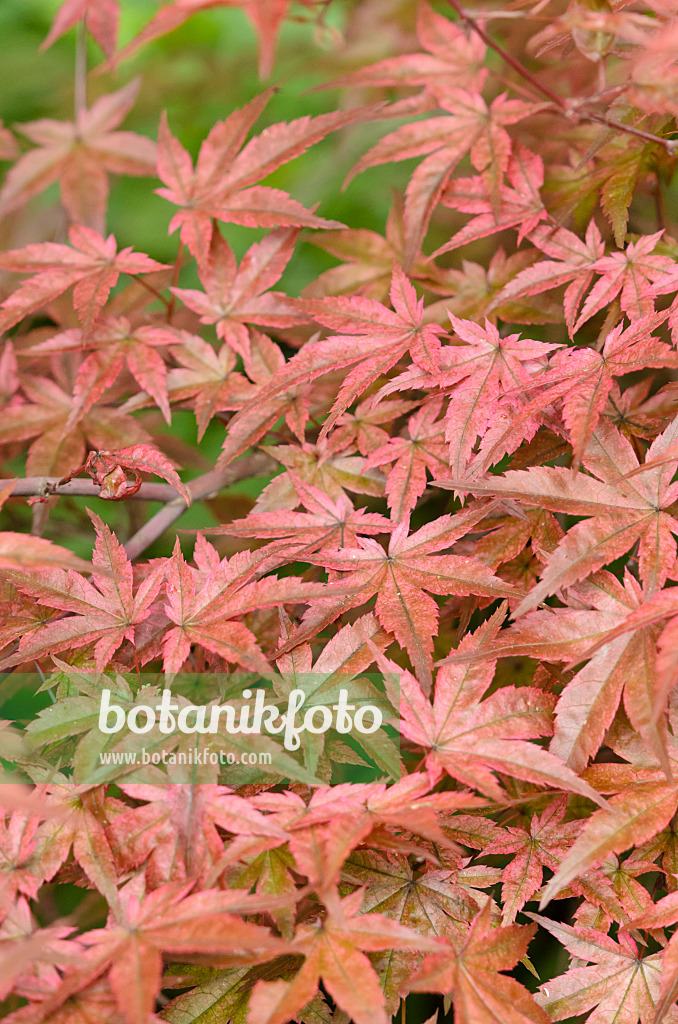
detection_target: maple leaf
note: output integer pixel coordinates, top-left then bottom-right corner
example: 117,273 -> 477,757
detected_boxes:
475,311 -> 677,474
443,417 -> 678,614
160,964 -> 262,1024
0,511 -> 166,671
0,225 -> 168,336
404,902 -> 550,1024
363,397 -> 449,521
161,541 -> 330,674
620,890 -> 678,1024
206,474 -> 393,561
20,783 -> 123,909
283,776 -> 480,877
278,506 -> 513,690
490,221 -> 606,336
171,224 -> 309,359
219,265 -> 445,464
146,329 -> 253,440
454,570 -> 672,777
439,316 -> 560,479
0,897 -> 81,1003
528,913 -> 674,1024
434,145 -> 547,253
28,317 -> 175,426
0,374 -> 151,477
324,1 -> 487,96
326,397 -> 419,457
482,797 -> 631,925
2,976 -> 128,1024
484,800 -> 581,924
540,782 -> 678,909
62,879 -> 294,1024
574,230 -> 678,332
335,848 -> 481,1011
346,90 -> 537,265
0,812 -> 41,918
41,0 -> 120,57
209,329 -> 342,463
0,80 -> 156,232
107,782 -> 286,889
390,611 -> 605,804
155,98 -> 368,258
250,440 -> 386,512
570,581 -> 678,760
248,888 -> 444,1024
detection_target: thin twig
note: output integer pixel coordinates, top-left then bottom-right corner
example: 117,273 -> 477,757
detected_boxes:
1,477 -> 181,501
123,451 -> 276,560
0,453 -> 275,561
74,18 -> 87,121
166,241 -> 184,323
585,111 -> 674,149
129,274 -> 172,309
443,0 -> 566,108
442,0 -> 678,155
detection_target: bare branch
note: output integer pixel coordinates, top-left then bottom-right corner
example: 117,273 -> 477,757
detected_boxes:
123,451 -> 276,560
443,0 -> 678,155
0,451 -> 276,561
74,17 -> 87,120
0,477 -> 181,501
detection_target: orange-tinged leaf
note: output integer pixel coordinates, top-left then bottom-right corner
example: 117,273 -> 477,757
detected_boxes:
540,783 -> 678,908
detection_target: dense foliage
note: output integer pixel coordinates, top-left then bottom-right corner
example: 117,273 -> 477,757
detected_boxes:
5,0 -> 678,1021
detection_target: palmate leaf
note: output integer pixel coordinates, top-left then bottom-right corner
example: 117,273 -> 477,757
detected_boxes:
0,897 -> 82,1004
205,475 -> 394,562
364,398 -> 450,520
339,848 -> 480,1012
171,224 -> 309,361
156,97 -> 373,258
440,417 -> 678,614
41,0 -> 120,56
248,889 -> 444,1024
0,371 -> 152,477
107,782 -> 286,889
443,570 -> 673,777
28,317 -> 176,426
483,797 -> 634,925
404,903 -> 550,1024
276,505 -> 512,691
473,312 -> 677,474
0,512 -> 166,671
48,880 -> 296,1024
435,145 -> 547,253
490,220 -> 605,335
384,618 -> 606,806
527,914 -> 672,1024
219,265 -> 446,464
573,231 -> 678,332
162,540 -> 333,675
161,964 -> 256,1024
540,783 -> 678,909
0,80 -> 155,232
323,1 -> 487,97
345,90 -> 537,265
0,225 -> 168,336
